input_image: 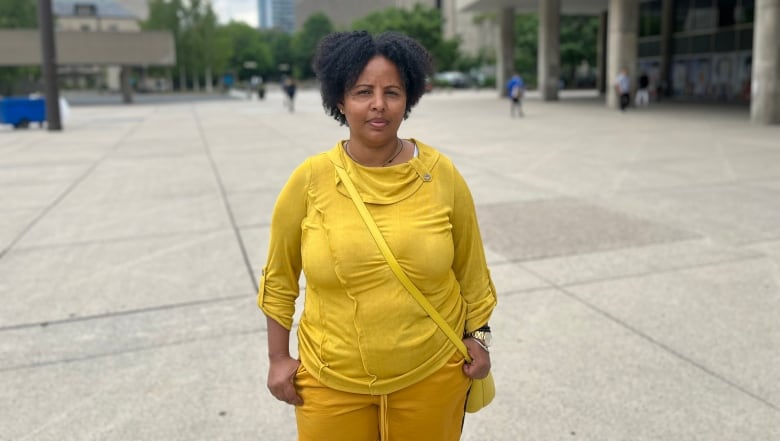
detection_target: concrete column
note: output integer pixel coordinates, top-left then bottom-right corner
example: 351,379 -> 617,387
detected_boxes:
597,11 -> 608,94
538,0 -> 561,100
659,0 -> 674,99
607,0 -> 639,108
442,0 -> 458,40
497,7 -> 515,97
751,0 -> 780,125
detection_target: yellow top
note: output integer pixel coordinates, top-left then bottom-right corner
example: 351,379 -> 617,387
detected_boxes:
258,139 -> 497,395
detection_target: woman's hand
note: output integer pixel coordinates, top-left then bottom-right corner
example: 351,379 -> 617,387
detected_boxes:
462,338 -> 491,379
267,355 -> 303,406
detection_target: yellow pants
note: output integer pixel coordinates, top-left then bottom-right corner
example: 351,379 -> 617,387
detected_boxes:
294,353 -> 471,441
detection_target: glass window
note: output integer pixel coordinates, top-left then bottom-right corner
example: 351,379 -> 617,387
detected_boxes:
675,0 -> 717,32
640,0 -> 662,37
717,0 -> 737,27
674,0 -> 691,32
691,34 -> 712,53
74,4 -> 97,16
674,36 -> 691,54
738,28 -> 753,50
639,40 -> 661,57
737,0 -> 755,23
714,30 -> 737,51
692,0 -> 716,29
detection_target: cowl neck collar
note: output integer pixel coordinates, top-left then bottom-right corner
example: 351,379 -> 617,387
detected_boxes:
327,138 -> 440,205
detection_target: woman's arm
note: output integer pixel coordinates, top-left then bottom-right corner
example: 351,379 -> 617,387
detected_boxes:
449,166 -> 497,333
265,317 -> 303,405
259,160 -> 311,405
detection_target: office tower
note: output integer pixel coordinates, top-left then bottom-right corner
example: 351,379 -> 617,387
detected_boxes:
258,0 -> 295,33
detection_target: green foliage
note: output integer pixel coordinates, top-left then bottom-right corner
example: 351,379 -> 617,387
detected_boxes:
292,13 -> 334,79
514,14 -> 538,87
0,0 -> 36,28
0,0 -> 39,94
262,29 -> 294,78
513,14 -> 599,89
0,67 -> 38,95
219,22 -> 273,80
143,0 -> 228,89
133,5 -> 598,91
559,16 -> 598,85
142,0 -> 181,33
351,5 -> 461,71
143,0 -> 185,87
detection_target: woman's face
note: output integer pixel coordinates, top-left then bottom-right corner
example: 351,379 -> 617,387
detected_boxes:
340,56 -> 407,148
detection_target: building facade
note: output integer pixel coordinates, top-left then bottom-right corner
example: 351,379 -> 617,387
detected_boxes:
459,0 -> 779,125
115,0 -> 149,21
637,0 -> 756,103
53,0 -> 140,91
259,0 -> 296,33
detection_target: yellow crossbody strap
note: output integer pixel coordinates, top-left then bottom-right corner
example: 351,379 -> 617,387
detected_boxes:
335,165 -> 472,363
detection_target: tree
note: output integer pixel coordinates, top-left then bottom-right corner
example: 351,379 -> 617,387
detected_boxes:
219,22 -> 273,81
142,0 -> 230,91
0,0 -> 39,94
513,14 -> 599,89
0,0 -> 36,28
291,13 -> 333,79
142,0 -> 185,89
198,3 -> 224,91
180,0 -> 215,90
514,14 -> 539,88
560,16 -> 598,87
351,5 -> 460,72
262,29 -> 294,81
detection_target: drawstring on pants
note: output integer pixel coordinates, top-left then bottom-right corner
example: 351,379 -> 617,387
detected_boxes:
379,394 -> 388,441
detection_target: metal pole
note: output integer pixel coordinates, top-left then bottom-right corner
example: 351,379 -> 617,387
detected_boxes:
37,0 -> 62,131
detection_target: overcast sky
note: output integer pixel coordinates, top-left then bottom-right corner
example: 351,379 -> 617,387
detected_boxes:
211,0 -> 258,27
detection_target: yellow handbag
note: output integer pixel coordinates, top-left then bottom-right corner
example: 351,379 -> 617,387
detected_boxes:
335,165 -> 495,413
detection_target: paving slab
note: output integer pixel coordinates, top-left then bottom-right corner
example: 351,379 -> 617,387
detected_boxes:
0,230 -> 252,327
472,290 -> 780,441
522,238 -> 762,287
566,258 -> 780,407
1,88 -> 779,440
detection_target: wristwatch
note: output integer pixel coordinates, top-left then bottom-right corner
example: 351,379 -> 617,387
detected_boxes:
464,327 -> 492,350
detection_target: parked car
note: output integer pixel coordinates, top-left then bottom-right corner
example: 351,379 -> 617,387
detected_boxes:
433,71 -> 472,89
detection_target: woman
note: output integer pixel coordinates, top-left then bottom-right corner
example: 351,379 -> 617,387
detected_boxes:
258,30 -> 497,441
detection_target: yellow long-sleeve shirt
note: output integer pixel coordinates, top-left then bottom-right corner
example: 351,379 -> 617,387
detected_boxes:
258,139 -> 497,395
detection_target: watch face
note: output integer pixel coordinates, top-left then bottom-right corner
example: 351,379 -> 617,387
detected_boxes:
472,331 -> 491,346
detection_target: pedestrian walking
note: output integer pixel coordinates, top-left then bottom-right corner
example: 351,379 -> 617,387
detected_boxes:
635,72 -> 650,107
258,30 -> 497,441
283,77 -> 297,112
615,68 -> 631,111
506,71 -> 525,117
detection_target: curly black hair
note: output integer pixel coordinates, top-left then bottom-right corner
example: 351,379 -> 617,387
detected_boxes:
312,31 -> 433,126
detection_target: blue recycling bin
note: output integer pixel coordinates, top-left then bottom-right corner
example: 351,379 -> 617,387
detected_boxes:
0,97 -> 46,129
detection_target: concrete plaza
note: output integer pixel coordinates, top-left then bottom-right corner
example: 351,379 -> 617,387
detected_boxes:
1,88 -> 778,440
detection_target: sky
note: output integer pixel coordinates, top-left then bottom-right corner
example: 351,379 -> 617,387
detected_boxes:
211,0 -> 258,27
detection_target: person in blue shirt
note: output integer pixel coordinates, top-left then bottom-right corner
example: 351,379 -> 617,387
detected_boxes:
506,72 -> 525,117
